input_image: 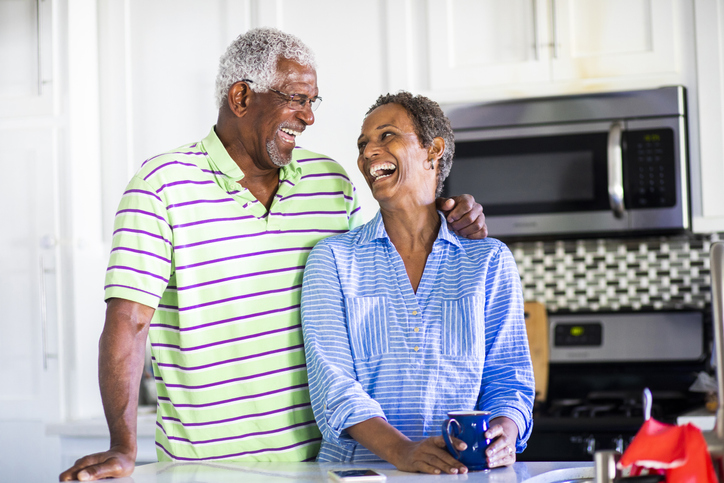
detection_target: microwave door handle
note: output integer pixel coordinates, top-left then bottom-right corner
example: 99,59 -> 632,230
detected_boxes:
607,121 -> 625,218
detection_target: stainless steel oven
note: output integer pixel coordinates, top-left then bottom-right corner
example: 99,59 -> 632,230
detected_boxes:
444,86 -> 690,239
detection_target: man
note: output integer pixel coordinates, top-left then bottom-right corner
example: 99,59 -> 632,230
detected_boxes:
60,27 -> 486,481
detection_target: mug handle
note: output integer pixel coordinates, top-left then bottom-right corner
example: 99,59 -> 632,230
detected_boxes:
442,418 -> 462,458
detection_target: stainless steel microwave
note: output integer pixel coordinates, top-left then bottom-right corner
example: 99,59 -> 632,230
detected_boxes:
443,86 -> 690,238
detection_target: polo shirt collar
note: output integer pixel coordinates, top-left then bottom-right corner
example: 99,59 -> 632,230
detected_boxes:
201,126 -> 302,184
358,210 -> 463,250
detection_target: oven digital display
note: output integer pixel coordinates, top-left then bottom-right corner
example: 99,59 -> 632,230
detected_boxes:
554,323 -> 602,347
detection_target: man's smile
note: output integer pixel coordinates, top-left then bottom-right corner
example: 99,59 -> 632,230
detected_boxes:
279,126 -> 302,144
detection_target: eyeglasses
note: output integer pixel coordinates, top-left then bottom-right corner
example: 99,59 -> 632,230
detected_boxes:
242,79 -> 322,112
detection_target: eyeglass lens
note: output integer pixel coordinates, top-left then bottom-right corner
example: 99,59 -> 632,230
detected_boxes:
290,96 -> 321,112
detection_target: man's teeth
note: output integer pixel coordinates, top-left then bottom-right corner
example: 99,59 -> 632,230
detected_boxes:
370,162 -> 397,180
281,127 -> 301,137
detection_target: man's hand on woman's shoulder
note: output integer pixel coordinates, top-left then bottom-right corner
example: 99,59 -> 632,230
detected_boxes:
436,194 -> 488,239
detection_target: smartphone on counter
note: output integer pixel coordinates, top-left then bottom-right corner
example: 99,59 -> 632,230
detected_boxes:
327,469 -> 387,482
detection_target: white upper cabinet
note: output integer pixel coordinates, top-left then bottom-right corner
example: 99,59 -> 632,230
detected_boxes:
426,0 -> 685,100
551,0 -> 678,81
427,0 -> 551,90
0,0 -> 54,117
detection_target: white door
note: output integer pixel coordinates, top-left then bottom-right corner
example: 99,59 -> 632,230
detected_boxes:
0,1 -> 62,479
0,126 -> 61,420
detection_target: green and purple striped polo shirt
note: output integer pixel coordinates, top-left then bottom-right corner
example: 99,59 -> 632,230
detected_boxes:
104,127 -> 362,462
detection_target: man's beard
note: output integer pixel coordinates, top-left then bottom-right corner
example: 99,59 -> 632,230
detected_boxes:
267,139 -> 292,168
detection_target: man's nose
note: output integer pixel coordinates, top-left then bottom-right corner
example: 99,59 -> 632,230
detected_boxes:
296,105 -> 315,125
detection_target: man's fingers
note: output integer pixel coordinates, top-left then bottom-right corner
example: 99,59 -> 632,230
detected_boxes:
435,197 -> 456,213
445,195 -> 477,221
447,205 -> 485,236
59,454 -> 102,481
59,453 -> 132,482
77,457 -> 129,481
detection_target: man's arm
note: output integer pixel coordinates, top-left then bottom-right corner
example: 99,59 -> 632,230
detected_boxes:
436,194 -> 487,239
59,298 -> 154,482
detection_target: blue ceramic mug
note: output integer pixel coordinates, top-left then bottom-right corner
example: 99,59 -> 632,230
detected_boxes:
441,410 -> 493,471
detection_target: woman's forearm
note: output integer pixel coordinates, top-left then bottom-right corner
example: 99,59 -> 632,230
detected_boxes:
346,417 -> 468,475
346,417 -> 410,465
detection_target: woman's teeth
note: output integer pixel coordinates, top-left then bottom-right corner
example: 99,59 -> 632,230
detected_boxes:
370,162 -> 397,181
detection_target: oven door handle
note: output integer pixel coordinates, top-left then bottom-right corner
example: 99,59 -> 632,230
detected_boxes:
607,121 -> 625,218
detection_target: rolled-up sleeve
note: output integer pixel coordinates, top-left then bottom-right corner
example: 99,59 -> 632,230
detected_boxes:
301,241 -> 387,448
476,245 -> 535,452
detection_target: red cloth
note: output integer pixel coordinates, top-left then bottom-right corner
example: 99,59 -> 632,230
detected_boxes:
618,418 -> 717,482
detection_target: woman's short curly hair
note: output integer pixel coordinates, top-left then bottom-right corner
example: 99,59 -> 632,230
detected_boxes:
215,27 -> 317,109
365,91 -> 454,197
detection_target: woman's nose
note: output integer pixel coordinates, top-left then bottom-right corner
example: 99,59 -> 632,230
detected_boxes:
363,142 -> 380,160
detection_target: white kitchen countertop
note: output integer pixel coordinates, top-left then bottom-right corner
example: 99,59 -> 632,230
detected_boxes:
88,461 -> 594,483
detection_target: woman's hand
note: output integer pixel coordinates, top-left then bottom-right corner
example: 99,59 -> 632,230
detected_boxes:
436,195 -> 488,239
391,435 -> 468,475
484,416 -> 519,468
346,417 -> 468,475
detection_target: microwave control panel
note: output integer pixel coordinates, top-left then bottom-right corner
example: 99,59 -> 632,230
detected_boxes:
624,128 -> 676,209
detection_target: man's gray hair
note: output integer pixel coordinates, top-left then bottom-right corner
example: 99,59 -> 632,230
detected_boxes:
215,27 -> 317,109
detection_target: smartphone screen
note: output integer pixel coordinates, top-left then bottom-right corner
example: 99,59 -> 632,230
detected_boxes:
327,469 -> 387,482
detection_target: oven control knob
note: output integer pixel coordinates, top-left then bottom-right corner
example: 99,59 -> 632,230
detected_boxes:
614,436 -> 625,454
586,436 -> 596,455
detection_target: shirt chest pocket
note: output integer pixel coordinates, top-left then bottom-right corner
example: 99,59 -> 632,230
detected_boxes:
345,296 -> 389,360
441,296 -> 485,359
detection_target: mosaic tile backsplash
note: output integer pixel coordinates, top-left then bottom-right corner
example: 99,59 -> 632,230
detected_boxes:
508,233 -> 723,313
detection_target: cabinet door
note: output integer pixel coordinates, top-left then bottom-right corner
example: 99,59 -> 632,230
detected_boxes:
0,127 -> 61,421
0,0 -> 54,118
427,0 -> 551,91
551,0 -> 679,81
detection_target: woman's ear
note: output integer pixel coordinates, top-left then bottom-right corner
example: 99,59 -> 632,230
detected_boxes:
429,137 -> 445,162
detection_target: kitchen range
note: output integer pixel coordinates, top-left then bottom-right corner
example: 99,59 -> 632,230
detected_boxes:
519,310 -> 708,462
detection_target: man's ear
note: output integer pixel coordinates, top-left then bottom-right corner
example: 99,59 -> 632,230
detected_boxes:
226,81 -> 252,118
429,137 -> 445,162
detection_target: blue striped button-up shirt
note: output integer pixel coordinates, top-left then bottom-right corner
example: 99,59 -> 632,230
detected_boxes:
301,211 -> 535,462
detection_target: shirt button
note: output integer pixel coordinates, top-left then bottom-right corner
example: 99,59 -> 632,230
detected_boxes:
414,346 -> 419,352
412,310 -> 418,315
414,327 -> 420,333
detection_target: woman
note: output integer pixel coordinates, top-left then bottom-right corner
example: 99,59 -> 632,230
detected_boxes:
300,92 -> 534,475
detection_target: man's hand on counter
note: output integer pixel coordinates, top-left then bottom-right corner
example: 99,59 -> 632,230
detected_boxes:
58,446 -> 135,481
